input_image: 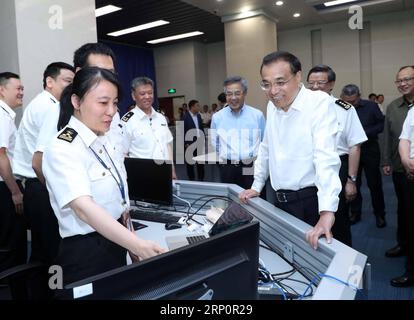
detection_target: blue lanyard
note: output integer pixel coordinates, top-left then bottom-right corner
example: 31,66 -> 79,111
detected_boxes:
89,145 -> 126,205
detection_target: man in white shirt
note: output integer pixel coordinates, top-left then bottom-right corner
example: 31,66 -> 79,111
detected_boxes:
200,104 -> 212,129
307,64 -> 367,247
240,51 -> 341,250
0,72 -> 26,270
119,77 -> 177,178
393,104 -> 414,286
13,62 -> 74,264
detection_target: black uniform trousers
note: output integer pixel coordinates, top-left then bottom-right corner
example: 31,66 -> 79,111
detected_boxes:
24,178 -> 61,265
331,155 -> 352,247
392,172 -> 408,249
401,176 -> 414,274
218,160 -> 266,200
55,230 -> 126,286
350,139 -> 386,218
185,146 -> 205,181
0,181 -> 27,272
273,187 -> 319,227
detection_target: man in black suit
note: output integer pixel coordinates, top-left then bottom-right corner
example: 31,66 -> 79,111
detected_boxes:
184,100 -> 204,181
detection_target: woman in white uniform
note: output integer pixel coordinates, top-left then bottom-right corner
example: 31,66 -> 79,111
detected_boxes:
43,67 -> 166,287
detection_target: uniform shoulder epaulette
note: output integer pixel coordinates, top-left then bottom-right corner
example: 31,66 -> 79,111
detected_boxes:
121,111 -> 134,123
57,127 -> 78,143
335,99 -> 353,110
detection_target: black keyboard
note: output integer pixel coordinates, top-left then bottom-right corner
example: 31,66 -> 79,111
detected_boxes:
186,235 -> 207,244
130,209 -> 182,224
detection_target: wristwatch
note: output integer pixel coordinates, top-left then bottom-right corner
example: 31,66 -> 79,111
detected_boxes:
347,175 -> 357,183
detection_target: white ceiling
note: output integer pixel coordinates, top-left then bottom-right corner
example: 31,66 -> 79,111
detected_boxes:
182,0 -> 414,31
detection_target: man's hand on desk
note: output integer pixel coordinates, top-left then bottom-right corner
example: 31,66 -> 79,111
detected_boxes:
305,211 -> 335,250
239,189 -> 260,204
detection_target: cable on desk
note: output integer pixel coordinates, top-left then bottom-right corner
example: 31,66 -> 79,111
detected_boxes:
185,196 -> 233,226
298,273 -> 362,300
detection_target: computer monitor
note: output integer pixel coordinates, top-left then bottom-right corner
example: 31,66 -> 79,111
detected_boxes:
61,221 -> 260,300
124,157 -> 173,206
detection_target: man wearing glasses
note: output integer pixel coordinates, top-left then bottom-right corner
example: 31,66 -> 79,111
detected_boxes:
382,66 -> 414,266
306,65 -> 367,247
210,76 -> 266,193
240,51 -> 341,250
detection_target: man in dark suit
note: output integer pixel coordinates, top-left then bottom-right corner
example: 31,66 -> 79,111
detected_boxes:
341,84 -> 386,228
184,100 -> 204,181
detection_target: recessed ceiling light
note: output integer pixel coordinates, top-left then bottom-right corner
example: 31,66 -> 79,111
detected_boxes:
95,5 -> 122,17
240,7 -> 251,13
147,31 -> 204,44
293,13 -> 301,18
275,1 -> 284,6
324,0 -> 358,7
107,20 -> 170,37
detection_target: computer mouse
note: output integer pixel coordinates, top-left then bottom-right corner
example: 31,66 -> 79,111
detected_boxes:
165,222 -> 182,230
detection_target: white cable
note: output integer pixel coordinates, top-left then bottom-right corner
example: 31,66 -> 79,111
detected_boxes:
173,194 -> 194,213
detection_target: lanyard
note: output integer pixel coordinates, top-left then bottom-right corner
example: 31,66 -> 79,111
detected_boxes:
89,145 -> 126,205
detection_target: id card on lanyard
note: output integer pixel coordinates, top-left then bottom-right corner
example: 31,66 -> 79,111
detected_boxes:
90,144 -> 140,262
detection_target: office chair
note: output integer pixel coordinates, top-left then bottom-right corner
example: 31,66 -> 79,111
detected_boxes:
0,262 -> 52,300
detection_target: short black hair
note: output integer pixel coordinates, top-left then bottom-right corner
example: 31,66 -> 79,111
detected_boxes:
398,65 -> 414,72
217,92 -> 226,103
0,72 -> 20,86
260,51 -> 302,75
368,93 -> 377,100
43,62 -> 75,89
73,43 -> 115,69
188,100 -> 199,108
307,64 -> 336,82
341,84 -> 361,96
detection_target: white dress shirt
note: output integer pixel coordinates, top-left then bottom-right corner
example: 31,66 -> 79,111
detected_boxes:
43,116 -> 128,238
120,106 -> 173,160
252,85 -> 341,212
0,100 -> 16,182
400,107 -> 414,158
331,96 -> 367,156
13,90 -> 58,178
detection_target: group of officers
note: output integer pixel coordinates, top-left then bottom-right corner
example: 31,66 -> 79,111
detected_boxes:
1,42 -> 414,291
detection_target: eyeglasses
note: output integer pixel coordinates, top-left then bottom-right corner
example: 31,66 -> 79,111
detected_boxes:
395,77 -> 414,85
260,75 -> 295,91
307,80 -> 329,88
225,90 -> 243,97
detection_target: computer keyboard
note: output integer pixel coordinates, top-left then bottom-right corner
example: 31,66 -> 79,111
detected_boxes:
186,235 -> 207,244
130,209 -> 182,224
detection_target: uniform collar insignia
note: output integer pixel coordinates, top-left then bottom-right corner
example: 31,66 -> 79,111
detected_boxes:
121,111 -> 134,122
58,127 -> 78,143
335,99 -> 352,110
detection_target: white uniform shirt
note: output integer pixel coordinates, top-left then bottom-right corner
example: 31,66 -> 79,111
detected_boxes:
13,90 -> 58,178
120,106 -> 173,160
330,96 -> 367,156
43,116 -> 129,238
252,85 -> 341,212
400,107 -> 414,158
35,96 -> 60,153
0,100 -> 17,182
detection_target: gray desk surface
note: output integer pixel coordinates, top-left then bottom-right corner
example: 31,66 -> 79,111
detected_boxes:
131,208 -> 310,299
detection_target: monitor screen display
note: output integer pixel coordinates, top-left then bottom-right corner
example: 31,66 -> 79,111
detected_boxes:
124,157 -> 173,206
62,221 -> 260,300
